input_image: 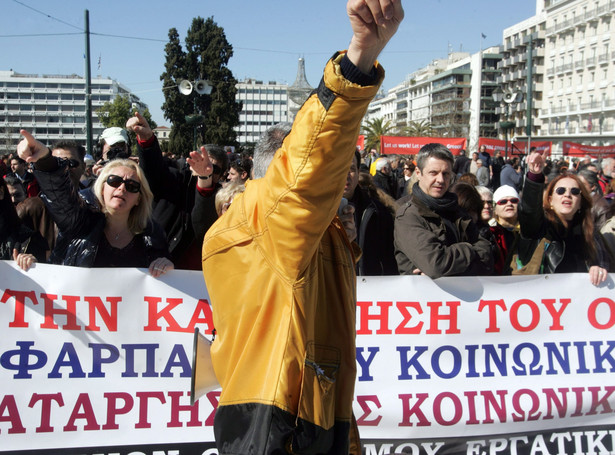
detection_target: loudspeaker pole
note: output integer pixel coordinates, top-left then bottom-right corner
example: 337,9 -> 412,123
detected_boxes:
84,10 -> 93,156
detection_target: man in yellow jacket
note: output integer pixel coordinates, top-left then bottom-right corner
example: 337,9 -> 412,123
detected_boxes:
202,1 -> 404,453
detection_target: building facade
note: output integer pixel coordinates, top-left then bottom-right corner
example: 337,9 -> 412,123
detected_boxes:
365,49 -> 502,152
498,11 -> 548,148
497,0 -> 615,154
234,79 -> 289,145
541,0 -> 615,151
0,70 -> 146,154
234,58 -> 313,146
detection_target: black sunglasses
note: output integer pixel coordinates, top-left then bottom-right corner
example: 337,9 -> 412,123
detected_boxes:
106,174 -> 141,193
554,186 -> 581,196
496,198 -> 519,205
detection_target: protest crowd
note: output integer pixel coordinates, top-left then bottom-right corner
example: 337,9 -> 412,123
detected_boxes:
3,123 -> 615,282
1,0 -> 615,452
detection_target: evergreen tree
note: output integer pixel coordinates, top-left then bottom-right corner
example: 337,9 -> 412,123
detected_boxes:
161,18 -> 241,156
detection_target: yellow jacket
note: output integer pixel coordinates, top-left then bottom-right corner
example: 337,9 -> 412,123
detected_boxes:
202,52 -> 383,454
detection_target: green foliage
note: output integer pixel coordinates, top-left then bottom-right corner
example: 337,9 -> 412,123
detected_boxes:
161,18 -> 241,157
400,120 -> 435,138
362,118 -> 393,153
96,95 -> 157,151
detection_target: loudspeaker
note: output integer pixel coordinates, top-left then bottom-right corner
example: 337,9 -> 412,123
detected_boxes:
178,80 -> 194,96
190,328 -> 220,405
194,79 -> 213,95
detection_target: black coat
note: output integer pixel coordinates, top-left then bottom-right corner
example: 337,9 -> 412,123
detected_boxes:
518,176 -> 609,273
350,187 -> 398,275
34,156 -> 168,267
138,137 -> 200,269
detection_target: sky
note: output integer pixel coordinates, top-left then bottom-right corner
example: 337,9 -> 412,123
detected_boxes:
1,0 -> 538,126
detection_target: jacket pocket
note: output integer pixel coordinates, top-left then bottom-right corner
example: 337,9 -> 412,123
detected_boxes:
297,343 -> 340,430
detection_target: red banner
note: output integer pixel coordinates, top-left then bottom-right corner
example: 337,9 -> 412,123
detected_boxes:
356,135 -> 365,150
380,136 -> 467,155
477,138 -> 552,156
562,141 -> 615,158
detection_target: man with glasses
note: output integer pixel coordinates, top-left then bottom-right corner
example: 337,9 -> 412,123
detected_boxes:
395,143 -> 494,278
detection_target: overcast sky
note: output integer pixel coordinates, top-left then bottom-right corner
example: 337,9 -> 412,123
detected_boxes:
2,0 -> 537,125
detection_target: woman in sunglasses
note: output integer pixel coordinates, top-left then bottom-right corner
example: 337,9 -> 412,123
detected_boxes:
516,150 -> 608,285
17,130 -> 173,277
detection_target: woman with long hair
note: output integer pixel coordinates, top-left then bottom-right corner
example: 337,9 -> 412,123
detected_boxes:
517,151 -> 608,285
17,130 -> 172,276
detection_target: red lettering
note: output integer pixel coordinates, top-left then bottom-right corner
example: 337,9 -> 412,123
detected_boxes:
511,388 -> 541,421
40,293 -> 81,330
395,302 -> 423,334
205,391 -> 220,427
28,393 -> 64,433
356,301 -> 392,335
1,289 -> 39,328
510,299 -> 540,332
356,395 -> 382,426
63,393 -> 100,431
85,296 -> 120,332
481,390 -> 508,424
587,298 -> 615,329
143,297 -> 185,332
398,393 -> 431,427
186,299 -> 215,334
541,298 -> 570,330
0,395 -> 26,434
135,391 -> 166,429
103,392 -> 134,430
586,386 -> 615,415
426,301 -> 460,334
432,392 -> 462,425
478,299 -> 506,333
542,387 -> 569,419
167,391 -> 202,427
463,391 -> 479,424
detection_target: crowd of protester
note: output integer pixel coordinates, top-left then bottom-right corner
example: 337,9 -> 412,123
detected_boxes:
2,118 -> 615,284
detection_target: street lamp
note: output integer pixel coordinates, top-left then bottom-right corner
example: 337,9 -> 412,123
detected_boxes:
493,88 -> 523,159
178,79 -> 213,150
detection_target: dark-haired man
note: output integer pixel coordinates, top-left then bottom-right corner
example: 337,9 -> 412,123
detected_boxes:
395,143 -> 494,278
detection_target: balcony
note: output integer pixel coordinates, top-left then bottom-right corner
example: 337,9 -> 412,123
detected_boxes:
585,57 -> 597,67
598,53 -> 610,65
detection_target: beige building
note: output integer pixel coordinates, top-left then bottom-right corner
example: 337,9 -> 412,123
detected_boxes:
499,0 -> 615,154
0,70 -> 146,154
365,49 -> 502,152
541,0 -> 615,151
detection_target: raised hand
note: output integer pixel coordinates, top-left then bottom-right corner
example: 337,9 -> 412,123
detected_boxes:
527,150 -> 548,175
347,0 -> 404,73
126,111 -> 153,141
186,146 -> 214,188
17,130 -> 49,163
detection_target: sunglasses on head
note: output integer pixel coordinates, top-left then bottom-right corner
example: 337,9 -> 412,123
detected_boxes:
496,198 -> 519,205
106,174 -> 141,193
554,186 -> 581,196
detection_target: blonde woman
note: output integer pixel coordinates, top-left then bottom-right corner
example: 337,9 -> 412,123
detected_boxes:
17,130 -> 172,277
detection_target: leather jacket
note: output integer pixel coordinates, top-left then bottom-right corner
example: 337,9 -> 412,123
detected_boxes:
34,156 -> 168,267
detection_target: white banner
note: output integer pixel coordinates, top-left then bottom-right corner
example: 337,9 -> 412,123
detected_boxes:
1,261 -> 614,455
